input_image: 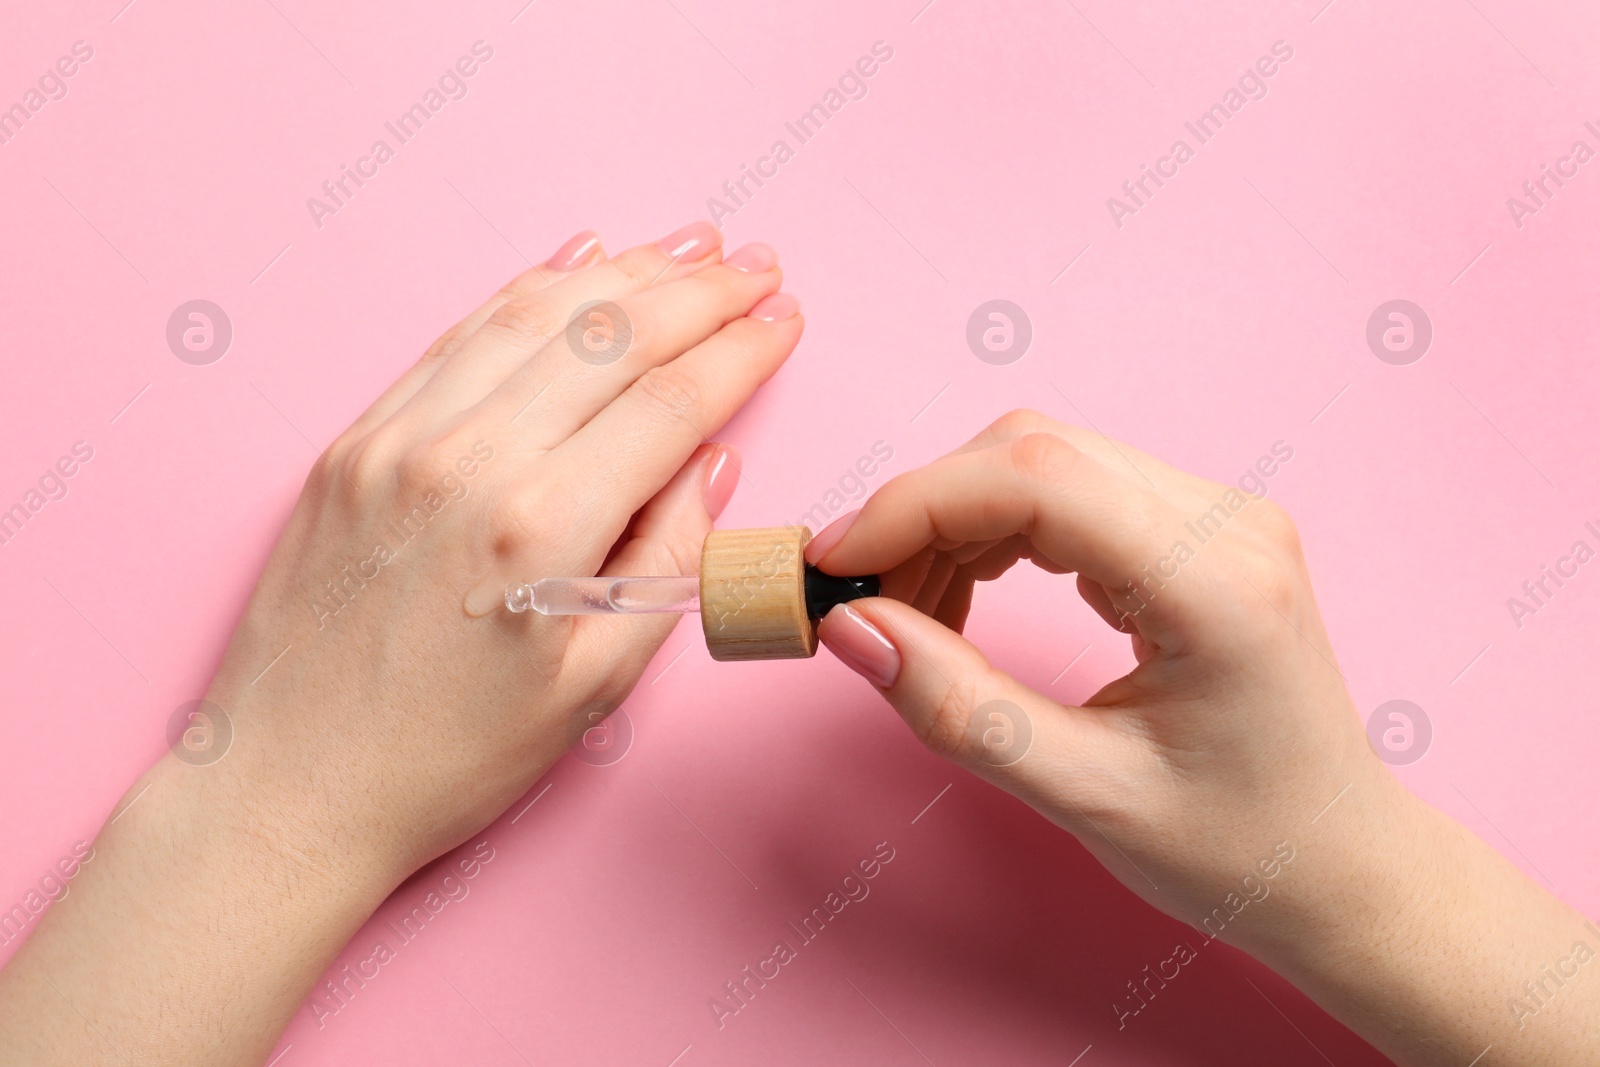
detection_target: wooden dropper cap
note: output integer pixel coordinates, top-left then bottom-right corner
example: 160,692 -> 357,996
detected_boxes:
699,526 -> 881,661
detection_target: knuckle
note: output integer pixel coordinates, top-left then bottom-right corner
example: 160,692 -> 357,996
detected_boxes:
300,451 -> 338,499
1256,499 -> 1303,554
421,323 -> 471,366
657,527 -> 705,580
632,364 -> 703,423
921,676 -> 986,761
708,318 -> 764,360
499,262 -> 554,298
607,248 -> 666,291
1237,552 -> 1299,617
990,408 -> 1053,439
394,441 -> 458,498
488,484 -> 557,547
324,426 -> 363,471
343,432 -> 404,495
486,295 -> 562,346
566,300 -> 638,365
1008,431 -> 1081,487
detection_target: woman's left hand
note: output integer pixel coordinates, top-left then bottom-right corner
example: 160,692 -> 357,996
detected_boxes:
0,225 -> 801,1066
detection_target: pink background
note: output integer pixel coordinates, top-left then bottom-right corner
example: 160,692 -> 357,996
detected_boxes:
3,0 -> 1599,1063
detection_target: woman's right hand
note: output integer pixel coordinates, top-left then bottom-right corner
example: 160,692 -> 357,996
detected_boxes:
805,409 -> 1600,1066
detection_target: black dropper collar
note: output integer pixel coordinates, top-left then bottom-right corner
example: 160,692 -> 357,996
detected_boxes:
803,566 -> 881,621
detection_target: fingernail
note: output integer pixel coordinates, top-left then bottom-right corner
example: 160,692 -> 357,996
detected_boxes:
819,604 -> 900,688
724,242 -> 777,273
657,221 -> 722,262
545,230 -> 602,271
702,443 -> 741,521
749,293 -> 800,322
805,508 -> 859,563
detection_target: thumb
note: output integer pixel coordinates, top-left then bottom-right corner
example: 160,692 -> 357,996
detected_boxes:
817,596 -> 1126,815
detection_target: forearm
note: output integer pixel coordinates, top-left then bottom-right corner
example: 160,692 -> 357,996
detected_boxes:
0,757 -> 397,1065
1246,775 -> 1600,1066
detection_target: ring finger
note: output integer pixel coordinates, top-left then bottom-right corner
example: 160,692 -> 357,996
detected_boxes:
338,229 -> 606,446
392,222 -> 727,430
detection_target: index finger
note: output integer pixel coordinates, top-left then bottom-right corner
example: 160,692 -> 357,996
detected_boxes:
807,434 -> 1210,638
537,299 -> 804,576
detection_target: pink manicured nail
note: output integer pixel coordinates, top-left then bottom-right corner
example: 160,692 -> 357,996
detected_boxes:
749,293 -> 800,322
724,242 -> 777,273
657,221 -> 722,262
805,509 -> 859,563
702,444 -> 741,521
819,604 -> 900,688
545,230 -> 601,271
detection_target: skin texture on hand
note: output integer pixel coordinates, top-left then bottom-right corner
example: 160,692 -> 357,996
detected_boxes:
0,225 -> 801,1065
808,409 -> 1600,1067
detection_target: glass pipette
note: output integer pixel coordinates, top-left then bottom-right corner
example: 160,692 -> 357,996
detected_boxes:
504,570 -> 881,617
505,576 -> 701,615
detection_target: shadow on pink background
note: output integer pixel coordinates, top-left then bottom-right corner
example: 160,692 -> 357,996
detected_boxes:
3,0 -> 1598,1063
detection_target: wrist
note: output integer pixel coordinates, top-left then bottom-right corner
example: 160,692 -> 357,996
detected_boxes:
136,751 -> 402,928
0,757 -> 403,1065
198,674 -> 437,890
1214,760 -> 1437,966
1229,765 -> 1599,1065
